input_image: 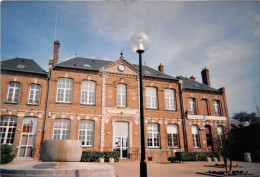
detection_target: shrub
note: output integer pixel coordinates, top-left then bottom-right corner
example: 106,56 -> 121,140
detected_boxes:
80,151 -> 119,162
0,144 -> 16,164
168,156 -> 183,162
175,152 -> 220,161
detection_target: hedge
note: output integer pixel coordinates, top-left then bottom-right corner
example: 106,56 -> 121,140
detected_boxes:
170,152 -> 220,161
1,144 -> 16,164
80,151 -> 120,162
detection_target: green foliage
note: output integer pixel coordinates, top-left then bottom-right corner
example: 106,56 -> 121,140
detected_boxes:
168,156 -> 183,162
174,152 -> 220,161
0,144 -> 16,164
80,151 -> 119,162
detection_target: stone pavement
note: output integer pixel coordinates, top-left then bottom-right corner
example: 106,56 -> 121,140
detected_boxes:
1,159 -> 260,177
110,159 -> 260,177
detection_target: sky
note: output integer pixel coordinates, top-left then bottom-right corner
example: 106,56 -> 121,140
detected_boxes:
1,1 -> 260,117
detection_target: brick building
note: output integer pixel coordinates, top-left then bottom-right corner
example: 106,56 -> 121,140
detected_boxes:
1,41 -> 229,161
1,58 -> 48,160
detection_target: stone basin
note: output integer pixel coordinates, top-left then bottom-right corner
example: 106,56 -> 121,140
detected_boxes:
40,139 -> 82,162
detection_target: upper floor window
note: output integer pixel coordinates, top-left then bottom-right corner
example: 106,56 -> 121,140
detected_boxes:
147,124 -> 160,148
0,116 -> 17,144
213,100 -> 221,116
191,125 -> 200,148
28,84 -> 40,104
56,78 -> 73,103
188,98 -> 196,114
53,119 -> 70,139
167,124 -> 179,148
117,84 -> 126,107
81,81 -> 96,105
201,99 -> 209,115
6,82 -> 20,103
164,89 -> 176,111
146,87 -> 158,109
79,120 -> 94,147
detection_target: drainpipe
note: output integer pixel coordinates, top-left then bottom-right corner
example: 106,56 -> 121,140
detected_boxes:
42,68 -> 53,143
178,80 -> 188,152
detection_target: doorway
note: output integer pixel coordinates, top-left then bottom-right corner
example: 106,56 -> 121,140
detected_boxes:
205,125 -> 213,150
19,117 -> 38,157
114,122 -> 129,158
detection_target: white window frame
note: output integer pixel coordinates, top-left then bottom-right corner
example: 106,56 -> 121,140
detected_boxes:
146,87 -> 158,109
53,119 -> 70,139
6,82 -> 20,103
0,116 -> 17,144
78,120 -> 94,147
147,124 -> 160,148
164,89 -> 176,111
56,78 -> 73,103
192,125 -> 200,148
28,84 -> 40,104
80,81 -> 96,105
117,84 -> 126,107
217,126 -> 224,147
167,124 -> 179,148
189,98 -> 196,114
213,100 -> 221,116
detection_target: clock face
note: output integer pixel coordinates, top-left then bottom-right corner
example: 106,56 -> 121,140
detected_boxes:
118,64 -> 125,72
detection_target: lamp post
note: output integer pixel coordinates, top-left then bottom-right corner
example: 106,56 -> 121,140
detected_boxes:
130,32 -> 150,177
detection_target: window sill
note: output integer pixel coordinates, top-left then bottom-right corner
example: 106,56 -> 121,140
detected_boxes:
146,108 -> 159,110
193,147 -> 201,149
147,147 -> 160,149
55,102 -> 72,105
80,103 -> 96,106
168,147 -> 180,149
82,146 -> 94,148
27,103 -> 39,106
4,102 -> 18,105
165,109 -> 177,112
117,106 -> 127,108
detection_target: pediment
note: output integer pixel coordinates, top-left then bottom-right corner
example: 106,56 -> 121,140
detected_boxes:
100,58 -> 138,75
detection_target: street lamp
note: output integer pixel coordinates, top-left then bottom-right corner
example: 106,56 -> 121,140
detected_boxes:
130,32 -> 150,177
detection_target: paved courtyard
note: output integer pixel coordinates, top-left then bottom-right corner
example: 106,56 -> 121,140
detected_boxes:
1,159 -> 260,177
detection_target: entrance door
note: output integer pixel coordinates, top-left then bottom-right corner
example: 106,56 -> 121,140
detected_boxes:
19,118 -> 38,157
205,125 -> 213,150
114,122 -> 129,158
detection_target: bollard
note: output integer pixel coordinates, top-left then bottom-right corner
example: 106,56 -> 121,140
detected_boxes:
244,152 -> 252,162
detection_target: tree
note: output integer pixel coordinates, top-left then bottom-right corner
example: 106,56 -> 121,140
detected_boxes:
214,127 -> 237,174
232,112 -> 259,125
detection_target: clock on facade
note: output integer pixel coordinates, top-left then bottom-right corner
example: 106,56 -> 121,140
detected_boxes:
118,64 -> 125,72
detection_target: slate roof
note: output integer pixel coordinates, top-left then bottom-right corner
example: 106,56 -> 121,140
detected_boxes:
55,57 -> 178,81
180,77 -> 222,93
1,58 -> 48,75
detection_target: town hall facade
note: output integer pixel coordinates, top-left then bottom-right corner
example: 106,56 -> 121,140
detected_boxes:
0,41 -> 230,161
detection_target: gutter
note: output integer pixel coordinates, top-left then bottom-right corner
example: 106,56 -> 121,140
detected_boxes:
41,68 -> 52,143
179,80 -> 188,152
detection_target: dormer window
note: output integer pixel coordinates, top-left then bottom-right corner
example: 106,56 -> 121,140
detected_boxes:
16,64 -> 25,69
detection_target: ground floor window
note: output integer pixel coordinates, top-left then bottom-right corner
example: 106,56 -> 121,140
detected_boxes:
0,116 -> 17,144
167,124 -> 179,148
192,125 -> 200,148
147,124 -> 160,148
53,119 -> 70,139
217,126 -> 224,147
78,120 -> 94,147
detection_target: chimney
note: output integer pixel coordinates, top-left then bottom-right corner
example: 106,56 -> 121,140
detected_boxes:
201,67 -> 211,86
190,76 -> 196,80
158,63 -> 164,72
53,40 -> 60,64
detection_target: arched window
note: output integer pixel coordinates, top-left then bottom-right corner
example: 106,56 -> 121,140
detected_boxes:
56,78 -> 73,103
7,82 -> 20,103
0,116 -> 17,144
191,125 -> 200,148
146,87 -> 158,109
28,84 -> 40,104
53,119 -> 70,139
81,81 -> 96,105
167,124 -> 179,148
78,120 -> 94,147
217,126 -> 224,147
164,89 -> 176,110
147,124 -> 160,148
